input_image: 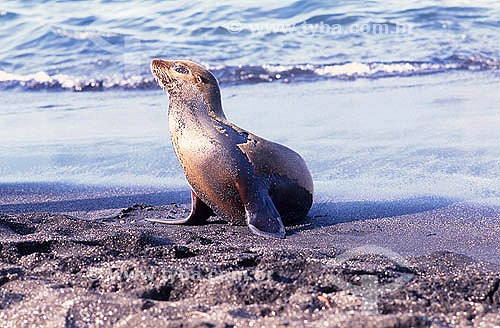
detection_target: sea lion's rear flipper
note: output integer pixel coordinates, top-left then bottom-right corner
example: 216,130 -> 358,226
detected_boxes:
146,190 -> 213,225
236,178 -> 286,239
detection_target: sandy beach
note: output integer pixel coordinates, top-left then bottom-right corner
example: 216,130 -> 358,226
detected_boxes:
2,1 -> 500,326
1,183 -> 499,327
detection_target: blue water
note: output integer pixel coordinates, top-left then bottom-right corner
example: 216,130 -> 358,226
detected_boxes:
1,0 -> 499,90
1,1 -> 500,204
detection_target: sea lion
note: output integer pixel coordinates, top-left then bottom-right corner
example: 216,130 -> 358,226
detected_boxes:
148,59 -> 313,238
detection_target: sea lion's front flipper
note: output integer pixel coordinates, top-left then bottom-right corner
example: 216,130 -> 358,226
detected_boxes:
236,178 -> 286,239
146,190 -> 214,225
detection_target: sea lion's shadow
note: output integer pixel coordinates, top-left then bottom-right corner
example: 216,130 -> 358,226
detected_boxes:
287,196 -> 456,235
0,184 -> 190,215
0,184 -> 456,237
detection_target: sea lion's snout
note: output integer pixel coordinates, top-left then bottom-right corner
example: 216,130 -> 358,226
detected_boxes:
151,59 -> 200,92
151,59 -> 173,90
151,58 -> 168,71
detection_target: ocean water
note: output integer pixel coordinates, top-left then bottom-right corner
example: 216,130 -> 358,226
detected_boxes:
1,0 -> 500,89
1,0 -> 500,204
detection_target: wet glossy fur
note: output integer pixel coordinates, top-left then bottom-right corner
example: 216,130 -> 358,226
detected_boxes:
150,59 -> 313,238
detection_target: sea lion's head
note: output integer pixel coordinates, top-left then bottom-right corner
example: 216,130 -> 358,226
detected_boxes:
151,59 -> 223,116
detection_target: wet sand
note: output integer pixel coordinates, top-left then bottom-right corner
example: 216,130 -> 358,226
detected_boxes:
1,183 -> 499,327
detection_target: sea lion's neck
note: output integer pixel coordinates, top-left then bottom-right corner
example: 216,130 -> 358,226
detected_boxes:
168,84 -> 226,121
205,86 -> 225,119
169,93 -> 207,118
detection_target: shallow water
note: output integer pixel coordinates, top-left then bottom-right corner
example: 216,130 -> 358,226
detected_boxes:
1,70 -> 499,204
1,0 -> 499,204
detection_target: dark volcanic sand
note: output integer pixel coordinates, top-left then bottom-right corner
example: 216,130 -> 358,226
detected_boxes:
0,184 -> 500,327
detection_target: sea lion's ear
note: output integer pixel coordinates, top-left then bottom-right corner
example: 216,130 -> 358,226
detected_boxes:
197,75 -> 209,84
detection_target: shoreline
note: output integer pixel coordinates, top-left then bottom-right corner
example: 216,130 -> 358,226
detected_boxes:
1,182 -> 499,263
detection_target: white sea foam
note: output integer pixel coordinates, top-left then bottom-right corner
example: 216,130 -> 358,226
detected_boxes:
315,62 -> 371,76
0,70 -> 155,91
1,56 -> 498,91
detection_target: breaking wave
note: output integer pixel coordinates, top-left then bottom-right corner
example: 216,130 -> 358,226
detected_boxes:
0,55 -> 498,91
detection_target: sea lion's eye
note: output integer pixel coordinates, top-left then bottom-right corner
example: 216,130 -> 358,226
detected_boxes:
173,65 -> 189,74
